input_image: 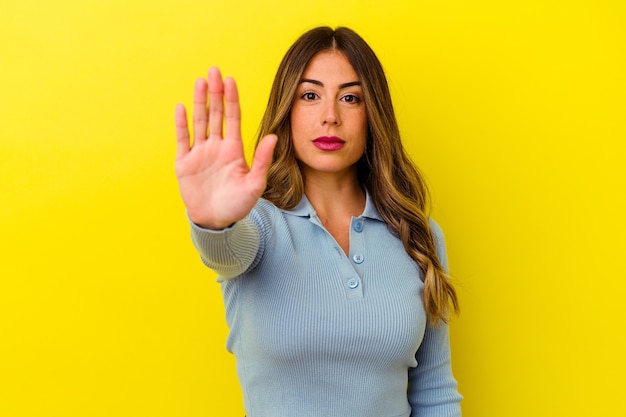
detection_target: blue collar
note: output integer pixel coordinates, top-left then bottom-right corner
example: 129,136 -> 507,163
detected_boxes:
280,191 -> 384,222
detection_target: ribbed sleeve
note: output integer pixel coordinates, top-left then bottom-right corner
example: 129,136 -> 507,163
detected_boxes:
408,322 -> 462,416
189,215 -> 262,279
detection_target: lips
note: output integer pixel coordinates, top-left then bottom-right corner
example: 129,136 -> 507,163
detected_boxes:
312,136 -> 345,151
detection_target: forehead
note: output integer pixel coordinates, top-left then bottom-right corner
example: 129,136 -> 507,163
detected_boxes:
302,51 -> 359,82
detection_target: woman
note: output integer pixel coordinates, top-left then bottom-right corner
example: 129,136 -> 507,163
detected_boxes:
175,26 -> 462,417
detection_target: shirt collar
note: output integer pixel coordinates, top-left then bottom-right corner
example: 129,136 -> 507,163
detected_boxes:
280,191 -> 384,222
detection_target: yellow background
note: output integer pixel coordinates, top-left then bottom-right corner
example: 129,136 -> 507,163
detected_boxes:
2,0 -> 625,416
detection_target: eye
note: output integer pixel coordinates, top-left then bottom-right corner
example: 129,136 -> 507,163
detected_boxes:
341,94 -> 361,104
301,91 -> 319,101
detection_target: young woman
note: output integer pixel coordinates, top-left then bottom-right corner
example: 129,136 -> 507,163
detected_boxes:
175,26 -> 462,417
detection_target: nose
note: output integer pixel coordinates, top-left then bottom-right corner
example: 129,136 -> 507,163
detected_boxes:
322,100 -> 340,125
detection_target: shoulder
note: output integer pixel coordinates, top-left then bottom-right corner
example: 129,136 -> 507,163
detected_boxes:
247,198 -> 288,225
247,199 -> 282,237
248,198 -> 304,242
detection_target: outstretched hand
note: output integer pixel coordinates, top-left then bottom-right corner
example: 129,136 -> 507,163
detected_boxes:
174,67 -> 277,230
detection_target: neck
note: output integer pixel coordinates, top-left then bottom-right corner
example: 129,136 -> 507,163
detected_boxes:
303,170 -> 366,219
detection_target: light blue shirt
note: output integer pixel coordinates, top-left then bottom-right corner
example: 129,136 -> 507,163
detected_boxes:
190,194 -> 462,417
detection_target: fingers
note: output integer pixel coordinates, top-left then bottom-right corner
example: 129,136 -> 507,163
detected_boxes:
193,78 -> 208,144
249,134 -> 278,189
224,77 -> 241,140
208,67 -> 224,139
175,104 -> 190,158
183,68 -> 241,148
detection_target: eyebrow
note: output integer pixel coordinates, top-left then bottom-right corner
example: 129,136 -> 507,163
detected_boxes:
300,78 -> 361,89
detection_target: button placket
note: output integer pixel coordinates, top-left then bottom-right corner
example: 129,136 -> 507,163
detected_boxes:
347,217 -> 366,298
310,214 -> 365,299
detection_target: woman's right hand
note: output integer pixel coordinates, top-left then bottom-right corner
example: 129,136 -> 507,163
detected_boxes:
174,67 -> 277,230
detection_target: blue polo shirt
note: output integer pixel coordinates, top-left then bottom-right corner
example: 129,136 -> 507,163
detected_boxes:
190,193 -> 462,417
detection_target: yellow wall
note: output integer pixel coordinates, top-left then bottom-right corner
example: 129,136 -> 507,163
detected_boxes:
2,1 -> 624,416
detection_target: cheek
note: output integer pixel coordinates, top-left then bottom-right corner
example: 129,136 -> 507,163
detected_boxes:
361,116 -> 368,134
357,114 -> 368,143
289,112 -> 305,159
290,106 -> 309,130
290,113 -> 303,142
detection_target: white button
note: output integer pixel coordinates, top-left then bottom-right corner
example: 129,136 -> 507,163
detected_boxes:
352,254 -> 364,264
347,278 -> 359,289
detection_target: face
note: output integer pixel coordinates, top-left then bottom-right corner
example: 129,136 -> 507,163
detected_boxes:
290,51 -> 368,180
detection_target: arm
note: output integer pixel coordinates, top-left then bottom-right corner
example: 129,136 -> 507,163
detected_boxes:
408,321 -> 462,416
408,220 -> 462,416
189,213 -> 263,280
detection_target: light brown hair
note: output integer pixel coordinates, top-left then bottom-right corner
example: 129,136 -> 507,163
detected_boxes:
256,26 -> 459,325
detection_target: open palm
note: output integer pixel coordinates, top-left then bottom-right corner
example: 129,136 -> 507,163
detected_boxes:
175,67 -> 277,229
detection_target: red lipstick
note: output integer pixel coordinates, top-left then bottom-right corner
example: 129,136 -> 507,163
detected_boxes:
312,136 -> 345,151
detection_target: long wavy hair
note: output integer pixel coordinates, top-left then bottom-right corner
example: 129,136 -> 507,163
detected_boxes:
255,26 -> 459,325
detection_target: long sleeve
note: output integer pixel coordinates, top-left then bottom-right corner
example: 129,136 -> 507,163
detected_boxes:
407,220 -> 462,416
189,213 -> 264,279
408,321 -> 462,416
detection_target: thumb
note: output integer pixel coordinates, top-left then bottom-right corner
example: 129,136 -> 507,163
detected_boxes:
249,134 -> 278,181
